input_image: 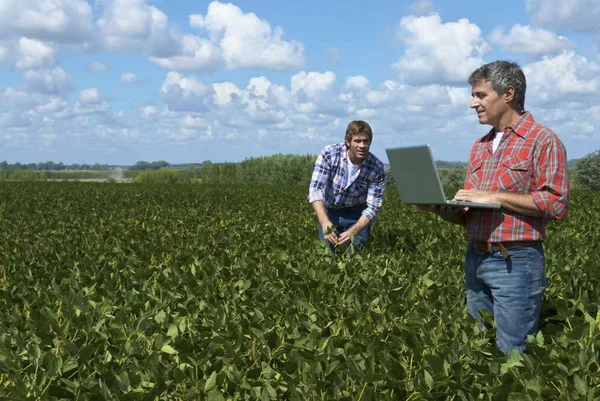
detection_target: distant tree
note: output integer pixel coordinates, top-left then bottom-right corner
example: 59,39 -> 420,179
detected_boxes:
575,150 -> 600,190
438,165 -> 467,192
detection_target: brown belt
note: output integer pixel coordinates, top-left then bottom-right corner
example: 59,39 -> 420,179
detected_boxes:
471,241 -> 541,259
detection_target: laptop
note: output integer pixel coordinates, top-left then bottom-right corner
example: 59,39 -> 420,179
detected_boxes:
385,144 -> 501,209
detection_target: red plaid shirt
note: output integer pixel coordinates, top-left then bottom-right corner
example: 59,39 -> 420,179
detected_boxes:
464,112 -> 569,242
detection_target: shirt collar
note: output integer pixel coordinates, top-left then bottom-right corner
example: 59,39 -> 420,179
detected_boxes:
480,111 -> 533,142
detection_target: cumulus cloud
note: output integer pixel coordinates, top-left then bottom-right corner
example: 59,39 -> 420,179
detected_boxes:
393,14 -> 491,85
489,25 -> 575,58
0,0 -> 95,43
525,52 -> 600,103
160,71 -> 215,112
87,62 -> 110,72
15,38 -> 57,70
97,0 -> 181,56
24,67 -> 74,94
526,0 -> 600,32
149,35 -> 221,71
190,1 -> 304,70
79,88 -> 102,104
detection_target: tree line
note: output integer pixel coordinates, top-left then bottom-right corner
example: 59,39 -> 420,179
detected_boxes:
1,150 -> 598,190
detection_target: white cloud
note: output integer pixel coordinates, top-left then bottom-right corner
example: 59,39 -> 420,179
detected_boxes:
149,34 -> 221,71
87,62 -> 110,72
79,88 -> 102,104
345,76 -> 370,91
160,72 -> 215,112
393,14 -> 490,85
15,37 -> 57,70
35,97 -> 68,114
24,67 -> 73,94
121,73 -> 142,84
489,25 -> 575,58
213,82 -> 243,106
0,0 -> 94,43
190,1 -> 304,70
526,0 -> 600,32
97,0 -> 180,56
525,52 -> 600,103
409,0 -> 434,16
291,71 -> 337,99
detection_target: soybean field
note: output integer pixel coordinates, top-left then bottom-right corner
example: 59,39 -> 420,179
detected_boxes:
0,182 -> 598,400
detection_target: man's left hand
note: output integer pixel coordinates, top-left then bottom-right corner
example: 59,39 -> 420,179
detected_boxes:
336,230 -> 355,247
454,189 -> 499,205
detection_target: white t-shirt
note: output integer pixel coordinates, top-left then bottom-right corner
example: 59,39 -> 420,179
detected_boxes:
492,131 -> 504,153
344,157 -> 362,189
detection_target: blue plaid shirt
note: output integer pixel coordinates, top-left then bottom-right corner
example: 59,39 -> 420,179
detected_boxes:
308,143 -> 387,220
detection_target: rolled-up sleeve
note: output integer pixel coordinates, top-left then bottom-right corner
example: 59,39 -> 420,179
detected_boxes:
363,166 -> 387,220
308,148 -> 331,203
531,135 -> 569,220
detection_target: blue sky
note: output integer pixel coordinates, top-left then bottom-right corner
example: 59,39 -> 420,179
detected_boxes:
1,0 -> 599,165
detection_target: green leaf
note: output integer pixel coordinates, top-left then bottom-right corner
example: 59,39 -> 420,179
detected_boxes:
204,371 -> 217,392
424,370 -> 433,389
424,355 -> 443,375
207,389 -> 225,401
167,324 -> 178,339
154,311 -> 167,324
574,374 -> 587,396
161,344 -> 177,354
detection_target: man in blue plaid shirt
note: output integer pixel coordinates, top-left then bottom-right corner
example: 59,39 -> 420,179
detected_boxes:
308,120 -> 387,249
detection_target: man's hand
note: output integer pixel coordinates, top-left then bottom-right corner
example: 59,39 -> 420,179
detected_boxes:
453,189 -> 498,204
336,229 -> 354,247
322,222 -> 339,244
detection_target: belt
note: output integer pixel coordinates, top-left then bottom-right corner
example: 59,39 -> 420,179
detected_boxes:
471,241 -> 541,259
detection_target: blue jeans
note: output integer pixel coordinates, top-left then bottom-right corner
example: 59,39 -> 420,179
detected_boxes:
317,204 -> 371,251
464,243 -> 546,353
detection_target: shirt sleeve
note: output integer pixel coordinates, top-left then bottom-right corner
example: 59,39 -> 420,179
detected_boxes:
531,134 -> 569,221
308,147 -> 331,203
362,165 -> 387,220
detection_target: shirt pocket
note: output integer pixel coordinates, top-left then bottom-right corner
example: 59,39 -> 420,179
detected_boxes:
499,156 -> 531,192
466,157 -> 484,188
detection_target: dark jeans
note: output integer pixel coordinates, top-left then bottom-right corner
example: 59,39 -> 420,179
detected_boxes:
317,204 -> 371,251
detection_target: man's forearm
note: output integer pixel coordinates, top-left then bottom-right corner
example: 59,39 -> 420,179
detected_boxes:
311,200 -> 331,226
494,192 -> 543,217
349,215 -> 371,235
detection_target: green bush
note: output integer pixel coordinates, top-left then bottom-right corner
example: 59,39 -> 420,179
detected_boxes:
575,150 -> 600,190
134,168 -> 185,183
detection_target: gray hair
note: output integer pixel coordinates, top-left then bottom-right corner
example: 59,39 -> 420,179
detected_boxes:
467,60 -> 526,113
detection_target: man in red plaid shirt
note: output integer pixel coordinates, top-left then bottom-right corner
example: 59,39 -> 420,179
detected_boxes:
423,60 -> 569,353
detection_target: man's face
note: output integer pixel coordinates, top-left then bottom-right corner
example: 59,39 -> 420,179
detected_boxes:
470,80 -> 510,129
346,133 -> 371,164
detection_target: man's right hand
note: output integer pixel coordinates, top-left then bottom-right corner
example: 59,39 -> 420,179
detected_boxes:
322,222 -> 339,244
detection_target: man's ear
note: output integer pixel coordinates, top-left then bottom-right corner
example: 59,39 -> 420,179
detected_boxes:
504,86 -> 515,103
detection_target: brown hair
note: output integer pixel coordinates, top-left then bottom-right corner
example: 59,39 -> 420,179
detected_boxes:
345,120 -> 373,144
